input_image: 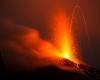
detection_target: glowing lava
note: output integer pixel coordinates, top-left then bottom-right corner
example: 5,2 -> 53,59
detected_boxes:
50,8 -> 80,63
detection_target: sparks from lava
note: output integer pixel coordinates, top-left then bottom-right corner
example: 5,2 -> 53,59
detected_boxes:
50,4 -> 88,64
50,8 -> 79,64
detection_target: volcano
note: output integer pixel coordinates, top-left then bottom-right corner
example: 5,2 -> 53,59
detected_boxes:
0,3 -> 100,80
0,56 -> 100,80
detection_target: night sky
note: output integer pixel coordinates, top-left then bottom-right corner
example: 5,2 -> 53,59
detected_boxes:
0,0 -> 100,70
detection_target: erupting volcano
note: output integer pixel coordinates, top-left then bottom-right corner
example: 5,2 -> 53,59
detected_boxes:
0,2 -> 100,80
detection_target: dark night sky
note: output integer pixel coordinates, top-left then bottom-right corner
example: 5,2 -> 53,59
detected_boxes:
0,0 -> 100,69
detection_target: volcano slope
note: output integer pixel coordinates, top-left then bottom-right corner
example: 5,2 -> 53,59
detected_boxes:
0,57 -> 100,80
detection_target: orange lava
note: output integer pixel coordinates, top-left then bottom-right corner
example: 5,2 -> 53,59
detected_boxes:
50,8 -> 80,64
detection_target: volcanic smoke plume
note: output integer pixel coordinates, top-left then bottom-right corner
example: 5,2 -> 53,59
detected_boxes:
0,17 -> 59,70
0,7 -> 83,72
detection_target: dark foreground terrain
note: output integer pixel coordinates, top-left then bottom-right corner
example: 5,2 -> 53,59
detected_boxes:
0,54 -> 100,80
0,64 -> 100,80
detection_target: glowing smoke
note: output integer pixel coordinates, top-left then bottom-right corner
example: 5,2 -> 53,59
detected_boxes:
0,4 -> 88,71
0,18 -> 61,71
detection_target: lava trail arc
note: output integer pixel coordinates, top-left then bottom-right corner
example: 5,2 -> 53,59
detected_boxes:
69,5 -> 90,44
69,4 -> 91,62
49,5 -> 90,64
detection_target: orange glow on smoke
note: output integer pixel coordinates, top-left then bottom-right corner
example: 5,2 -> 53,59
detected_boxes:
1,9 -> 82,71
51,9 -> 80,63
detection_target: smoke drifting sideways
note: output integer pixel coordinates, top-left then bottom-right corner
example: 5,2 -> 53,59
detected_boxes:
0,17 -> 61,71
0,17 -> 83,73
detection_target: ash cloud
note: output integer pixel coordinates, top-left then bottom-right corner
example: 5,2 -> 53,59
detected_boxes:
0,18 -> 60,71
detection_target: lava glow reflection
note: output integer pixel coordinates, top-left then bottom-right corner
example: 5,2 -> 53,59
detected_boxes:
51,9 -> 80,63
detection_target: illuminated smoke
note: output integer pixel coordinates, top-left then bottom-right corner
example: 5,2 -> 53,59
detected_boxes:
0,4 -> 88,71
0,18 -> 57,70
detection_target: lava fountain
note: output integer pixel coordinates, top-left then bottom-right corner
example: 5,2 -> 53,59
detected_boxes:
50,8 -> 81,64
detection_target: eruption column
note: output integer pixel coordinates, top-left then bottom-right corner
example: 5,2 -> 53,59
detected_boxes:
50,8 -> 80,63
